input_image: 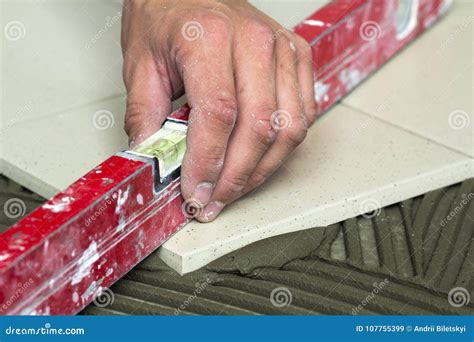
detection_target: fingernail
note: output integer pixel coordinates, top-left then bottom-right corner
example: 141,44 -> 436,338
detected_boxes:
200,201 -> 224,222
193,182 -> 214,205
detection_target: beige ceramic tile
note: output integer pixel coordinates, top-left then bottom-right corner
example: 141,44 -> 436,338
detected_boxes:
2,97 -> 128,198
342,1 -> 473,156
159,105 -> 473,274
250,0 -> 329,28
1,0 -> 125,127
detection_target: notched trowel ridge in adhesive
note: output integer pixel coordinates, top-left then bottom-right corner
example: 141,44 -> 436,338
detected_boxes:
2,176 -> 472,315
81,179 -> 474,316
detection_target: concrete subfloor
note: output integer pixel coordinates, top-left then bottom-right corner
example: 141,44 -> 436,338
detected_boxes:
1,175 -> 472,315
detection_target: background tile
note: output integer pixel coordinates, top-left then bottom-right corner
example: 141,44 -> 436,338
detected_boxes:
2,97 -> 128,198
342,1 -> 473,156
1,0 -> 125,127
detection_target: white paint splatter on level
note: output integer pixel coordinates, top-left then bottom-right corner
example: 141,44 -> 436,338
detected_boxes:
98,258 -> 107,269
71,242 -> 99,285
303,19 -> 329,27
315,81 -> 330,103
115,219 -> 126,233
82,278 -> 104,300
338,68 -> 362,91
43,196 -> 73,213
115,187 -> 130,215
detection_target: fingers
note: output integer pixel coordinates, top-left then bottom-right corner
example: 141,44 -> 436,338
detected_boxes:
178,14 -> 237,208
121,1 -> 315,224
293,34 -> 318,125
196,21 -> 278,221
244,33 -> 308,195
123,53 -> 173,147
197,28 -> 310,222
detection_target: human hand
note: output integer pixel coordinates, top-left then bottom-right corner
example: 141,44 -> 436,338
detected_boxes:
122,0 -> 317,222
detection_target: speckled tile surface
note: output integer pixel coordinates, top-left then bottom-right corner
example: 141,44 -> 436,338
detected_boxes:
342,1 -> 473,157
1,0 -> 125,126
1,97 -> 128,198
2,176 -> 472,315
1,0 -> 128,197
158,1 -> 474,274
160,105 -> 473,274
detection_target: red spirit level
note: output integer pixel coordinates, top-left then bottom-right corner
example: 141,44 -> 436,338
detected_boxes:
0,0 -> 452,315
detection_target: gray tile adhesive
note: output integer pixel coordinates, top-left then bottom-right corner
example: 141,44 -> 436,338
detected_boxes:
1,176 -> 473,315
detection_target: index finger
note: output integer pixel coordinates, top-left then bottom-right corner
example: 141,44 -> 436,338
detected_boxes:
177,15 -> 237,209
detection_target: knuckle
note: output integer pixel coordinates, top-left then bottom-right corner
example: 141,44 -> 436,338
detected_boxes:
284,121 -> 308,146
183,11 -> 231,40
250,119 -> 277,146
202,95 -> 237,129
125,101 -> 146,121
253,103 -> 277,117
196,145 -> 226,169
250,166 -> 274,188
221,174 -> 249,197
201,143 -> 226,159
124,102 -> 147,134
203,12 -> 231,32
248,20 -> 276,47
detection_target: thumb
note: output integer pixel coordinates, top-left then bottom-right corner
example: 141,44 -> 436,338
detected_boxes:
123,56 -> 172,148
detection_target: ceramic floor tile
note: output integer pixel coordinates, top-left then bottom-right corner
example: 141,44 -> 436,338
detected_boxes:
159,105 -> 473,274
342,1 -> 473,156
250,0 -> 329,28
1,0 -> 125,127
1,97 -> 128,198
